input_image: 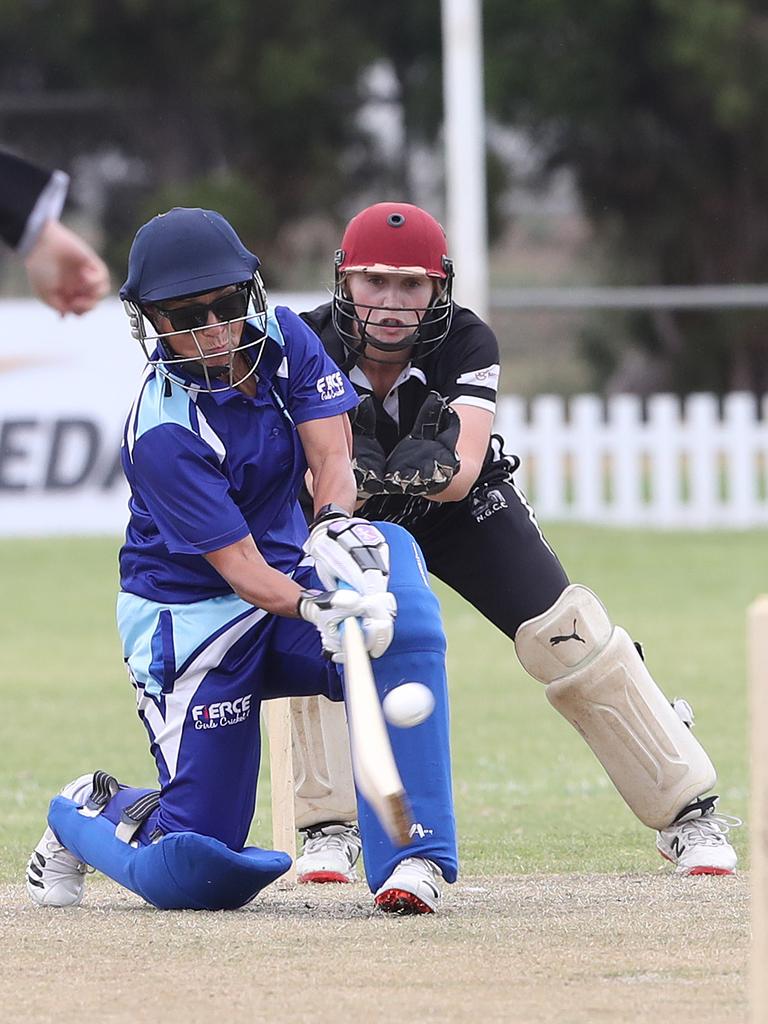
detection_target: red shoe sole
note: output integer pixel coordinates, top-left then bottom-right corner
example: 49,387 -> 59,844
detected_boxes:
658,850 -> 734,875
374,888 -> 434,915
684,866 -> 735,876
298,871 -> 352,884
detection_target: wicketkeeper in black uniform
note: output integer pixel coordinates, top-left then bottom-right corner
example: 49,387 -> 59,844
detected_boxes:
289,202 -> 738,888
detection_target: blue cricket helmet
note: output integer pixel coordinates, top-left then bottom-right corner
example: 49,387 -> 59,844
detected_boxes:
120,207 -> 261,304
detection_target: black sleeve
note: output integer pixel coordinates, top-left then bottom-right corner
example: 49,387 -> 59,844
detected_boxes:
299,303 -> 332,334
0,149 -> 54,249
432,308 -> 501,412
299,301 -> 348,367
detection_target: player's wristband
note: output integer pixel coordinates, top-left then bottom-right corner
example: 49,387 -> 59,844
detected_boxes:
309,503 -> 350,531
297,588 -> 318,619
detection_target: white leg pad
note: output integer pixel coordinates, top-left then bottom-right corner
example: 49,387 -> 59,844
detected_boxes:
291,695 -> 358,829
515,585 -> 716,829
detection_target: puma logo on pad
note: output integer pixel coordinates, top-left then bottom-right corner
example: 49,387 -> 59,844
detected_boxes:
549,619 -> 586,646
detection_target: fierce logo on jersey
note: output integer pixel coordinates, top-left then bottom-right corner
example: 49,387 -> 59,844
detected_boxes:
316,371 -> 345,401
191,695 -> 252,730
470,485 -> 508,522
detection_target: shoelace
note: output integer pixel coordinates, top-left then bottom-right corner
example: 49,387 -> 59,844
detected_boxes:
44,838 -> 88,873
674,812 -> 742,847
397,856 -> 442,880
303,828 -> 362,861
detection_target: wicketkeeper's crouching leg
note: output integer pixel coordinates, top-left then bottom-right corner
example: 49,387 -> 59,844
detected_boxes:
514,584 -> 739,875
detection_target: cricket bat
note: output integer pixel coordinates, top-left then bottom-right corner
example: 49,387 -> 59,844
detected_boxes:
341,614 -> 413,846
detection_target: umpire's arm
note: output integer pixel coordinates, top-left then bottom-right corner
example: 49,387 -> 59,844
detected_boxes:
0,148 -> 68,253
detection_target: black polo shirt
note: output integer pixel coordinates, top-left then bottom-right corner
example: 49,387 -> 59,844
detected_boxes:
301,301 -> 500,449
300,301 -> 510,528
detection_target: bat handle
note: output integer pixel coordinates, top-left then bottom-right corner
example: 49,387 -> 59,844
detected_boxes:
336,580 -> 361,634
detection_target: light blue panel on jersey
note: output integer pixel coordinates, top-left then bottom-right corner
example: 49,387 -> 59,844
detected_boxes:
133,372 -> 193,442
266,308 -> 286,348
349,523 -> 458,892
48,796 -> 291,911
117,590 -> 259,696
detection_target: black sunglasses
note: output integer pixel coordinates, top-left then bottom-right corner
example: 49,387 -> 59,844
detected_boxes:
154,283 -> 251,333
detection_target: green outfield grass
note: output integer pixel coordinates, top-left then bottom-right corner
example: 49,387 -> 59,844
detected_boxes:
0,526 -> 760,883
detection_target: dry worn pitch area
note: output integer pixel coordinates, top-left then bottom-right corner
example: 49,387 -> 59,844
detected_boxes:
1,872 -> 747,1023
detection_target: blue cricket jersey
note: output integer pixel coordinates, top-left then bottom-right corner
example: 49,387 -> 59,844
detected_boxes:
119,305 -> 358,603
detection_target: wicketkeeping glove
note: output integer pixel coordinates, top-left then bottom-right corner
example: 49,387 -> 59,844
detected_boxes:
297,587 -> 397,662
382,391 -> 461,496
350,395 -> 388,500
305,505 -> 390,595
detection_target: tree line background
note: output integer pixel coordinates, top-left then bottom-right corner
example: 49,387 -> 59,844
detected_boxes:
2,0 -> 768,397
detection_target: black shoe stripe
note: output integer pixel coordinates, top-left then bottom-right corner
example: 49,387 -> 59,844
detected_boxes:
32,851 -> 46,868
26,875 -> 44,889
28,861 -> 43,878
122,790 -> 161,824
670,837 -> 687,858
87,770 -> 120,810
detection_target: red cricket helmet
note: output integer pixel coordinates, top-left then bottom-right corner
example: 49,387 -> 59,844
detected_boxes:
336,202 -> 452,279
333,202 -> 454,364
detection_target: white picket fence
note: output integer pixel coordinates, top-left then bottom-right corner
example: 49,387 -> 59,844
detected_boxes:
494,392 -> 768,529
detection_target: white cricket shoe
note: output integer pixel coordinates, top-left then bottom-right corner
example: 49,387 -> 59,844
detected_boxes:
26,831 -> 88,907
374,857 -> 442,914
26,771 -> 117,907
296,823 -> 362,884
657,809 -> 740,876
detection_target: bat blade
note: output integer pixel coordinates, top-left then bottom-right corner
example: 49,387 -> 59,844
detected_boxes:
342,616 -> 412,846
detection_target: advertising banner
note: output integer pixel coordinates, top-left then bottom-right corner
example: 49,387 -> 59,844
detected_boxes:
0,294 -> 323,535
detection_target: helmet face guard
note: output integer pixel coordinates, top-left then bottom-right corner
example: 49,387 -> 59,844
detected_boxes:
120,208 -> 268,392
124,274 -> 269,393
331,203 -> 454,365
332,262 -> 454,365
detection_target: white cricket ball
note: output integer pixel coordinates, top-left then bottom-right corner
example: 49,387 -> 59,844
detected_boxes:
382,682 -> 435,728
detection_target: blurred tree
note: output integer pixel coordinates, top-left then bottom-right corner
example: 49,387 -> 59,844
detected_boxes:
483,0 -> 768,394
4,1 -> 768,393
0,1 -> 510,284
348,6 -> 442,197
0,0 -> 378,280
335,5 -> 510,242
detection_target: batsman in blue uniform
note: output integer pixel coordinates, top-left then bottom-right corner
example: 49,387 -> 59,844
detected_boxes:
25,208 -> 456,915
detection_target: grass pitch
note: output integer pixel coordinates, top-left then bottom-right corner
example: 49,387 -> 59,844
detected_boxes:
0,526 -> 757,1024
1,873 -> 748,1024
0,525 -> 757,880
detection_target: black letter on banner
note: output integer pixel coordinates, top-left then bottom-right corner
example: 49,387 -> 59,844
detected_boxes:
44,419 -> 100,490
100,442 -> 124,491
0,420 -> 37,491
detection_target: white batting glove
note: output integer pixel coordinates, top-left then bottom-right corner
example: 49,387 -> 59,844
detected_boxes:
297,588 -> 396,662
305,504 -> 390,595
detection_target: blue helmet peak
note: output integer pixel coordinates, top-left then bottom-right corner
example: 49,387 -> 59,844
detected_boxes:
120,208 -> 261,305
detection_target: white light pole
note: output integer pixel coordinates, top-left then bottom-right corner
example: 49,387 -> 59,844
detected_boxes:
441,0 -> 489,319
